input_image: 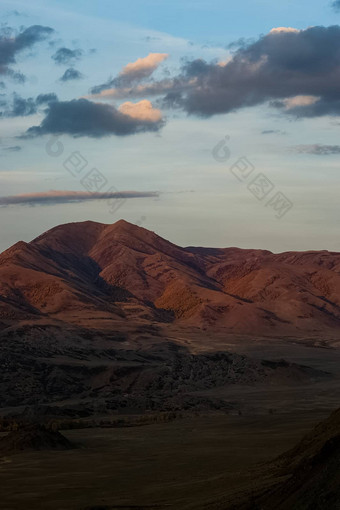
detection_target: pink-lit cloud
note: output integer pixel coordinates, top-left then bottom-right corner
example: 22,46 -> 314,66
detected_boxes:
119,99 -> 162,122
0,190 -> 159,206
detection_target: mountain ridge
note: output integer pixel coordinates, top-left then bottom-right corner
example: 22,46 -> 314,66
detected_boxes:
0,219 -> 339,336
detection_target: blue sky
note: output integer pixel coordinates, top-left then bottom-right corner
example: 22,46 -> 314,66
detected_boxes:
0,0 -> 339,252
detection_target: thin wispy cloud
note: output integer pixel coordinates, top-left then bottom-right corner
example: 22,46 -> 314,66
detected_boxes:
91,52 -> 168,94
261,129 -> 286,135
91,79 -> 179,101
118,53 -> 168,83
0,190 -> 159,207
59,68 -> 84,82
2,145 -> 21,152
291,144 -> 340,155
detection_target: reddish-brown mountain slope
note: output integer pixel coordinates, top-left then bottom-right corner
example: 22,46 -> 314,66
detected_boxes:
0,219 -> 339,336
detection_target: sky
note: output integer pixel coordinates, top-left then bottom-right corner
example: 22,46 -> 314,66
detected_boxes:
0,0 -> 339,253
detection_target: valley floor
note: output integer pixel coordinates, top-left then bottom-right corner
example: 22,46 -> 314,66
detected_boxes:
0,411 -> 332,510
1,336 -> 340,510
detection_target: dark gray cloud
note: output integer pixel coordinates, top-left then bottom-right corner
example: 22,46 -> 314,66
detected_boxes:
92,26 -> 340,119
4,68 -> 25,83
1,92 -> 58,117
177,26 -> 340,116
25,98 -> 164,138
35,93 -> 58,105
2,145 -> 21,152
292,144 -> 340,155
59,68 -> 83,82
6,94 -> 37,116
52,47 -> 83,65
0,25 -> 53,78
271,97 -> 340,117
0,190 -> 159,207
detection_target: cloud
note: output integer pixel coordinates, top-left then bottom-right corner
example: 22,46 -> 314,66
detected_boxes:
90,79 -> 185,101
91,52 -> 168,94
3,68 -> 25,83
332,1 -> 340,11
143,36 -> 161,43
177,26 -> 340,117
119,53 -> 168,82
217,57 -> 233,67
35,93 -> 58,105
227,37 -> 255,50
52,47 -> 83,65
271,96 -> 340,117
90,26 -> 340,120
4,94 -> 37,116
6,10 -> 21,17
25,98 -> 164,138
0,190 -> 159,207
0,25 -> 53,78
292,144 -> 340,155
281,95 -> 320,110
2,145 -> 21,152
261,129 -> 286,135
59,68 -> 84,81
269,27 -> 300,34
1,92 -> 58,117
118,100 -> 162,122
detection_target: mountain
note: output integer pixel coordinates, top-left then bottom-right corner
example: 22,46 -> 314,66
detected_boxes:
0,219 -> 339,336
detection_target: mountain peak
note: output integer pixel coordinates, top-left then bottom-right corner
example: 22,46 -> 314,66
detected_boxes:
109,219 -> 146,233
0,220 -> 339,336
